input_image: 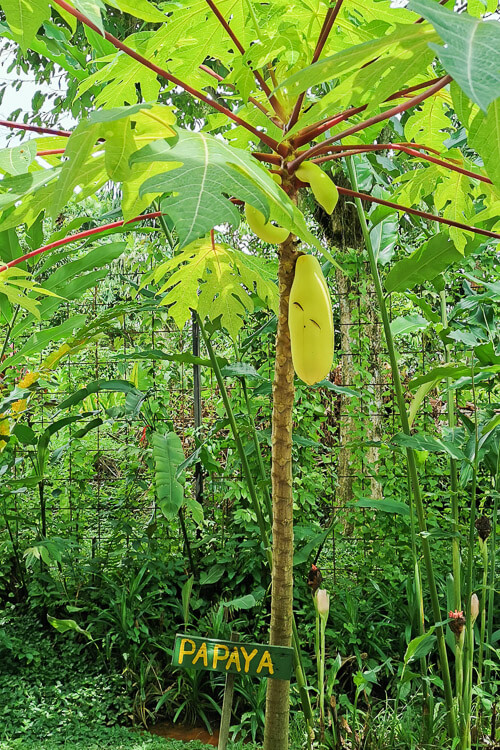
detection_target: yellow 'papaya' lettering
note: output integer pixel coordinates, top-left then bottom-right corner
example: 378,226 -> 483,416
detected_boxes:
225,647 -> 241,672
178,639 -> 196,664
192,642 -> 208,667
240,646 -> 258,673
213,644 -> 229,669
256,650 -> 274,675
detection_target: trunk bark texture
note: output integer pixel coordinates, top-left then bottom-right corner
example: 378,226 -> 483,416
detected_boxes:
316,172 -> 383,511
364,287 -> 384,500
263,234 -> 298,750
335,264 -> 357,510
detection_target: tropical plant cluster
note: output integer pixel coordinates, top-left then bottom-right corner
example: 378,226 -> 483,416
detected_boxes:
0,0 -> 499,748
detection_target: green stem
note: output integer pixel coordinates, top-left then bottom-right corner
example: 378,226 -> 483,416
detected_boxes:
455,636 -> 464,726
440,289 -> 461,612
460,361 -> 480,750
319,615 -> 326,743
477,540 -> 488,685
240,376 -> 273,521
346,156 -> 457,739
197,315 -> 314,729
484,457 -> 499,691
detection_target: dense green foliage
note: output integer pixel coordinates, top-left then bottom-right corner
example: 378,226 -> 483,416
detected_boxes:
0,0 -> 499,747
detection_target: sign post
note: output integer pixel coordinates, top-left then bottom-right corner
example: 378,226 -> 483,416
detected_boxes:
217,632 -> 238,750
172,632 -> 294,749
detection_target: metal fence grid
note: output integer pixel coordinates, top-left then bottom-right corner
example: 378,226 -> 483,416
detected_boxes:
3,256 -> 459,590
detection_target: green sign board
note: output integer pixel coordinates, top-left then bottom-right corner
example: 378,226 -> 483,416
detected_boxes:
172,633 -> 293,681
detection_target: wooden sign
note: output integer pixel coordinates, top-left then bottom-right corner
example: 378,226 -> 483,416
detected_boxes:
172,633 -> 293,681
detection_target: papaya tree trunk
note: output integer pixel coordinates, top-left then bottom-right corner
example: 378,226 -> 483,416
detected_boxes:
263,233 -> 298,750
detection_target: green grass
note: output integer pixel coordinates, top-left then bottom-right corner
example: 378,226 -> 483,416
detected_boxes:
0,734 -> 207,750
0,727 -> 261,750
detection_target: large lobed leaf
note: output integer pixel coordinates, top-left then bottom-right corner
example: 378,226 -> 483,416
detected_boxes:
131,128 -> 320,249
142,237 -> 278,341
408,0 -> 500,113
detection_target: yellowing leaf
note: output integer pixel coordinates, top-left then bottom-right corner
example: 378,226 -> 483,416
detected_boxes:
404,97 -> 451,153
143,238 -> 278,340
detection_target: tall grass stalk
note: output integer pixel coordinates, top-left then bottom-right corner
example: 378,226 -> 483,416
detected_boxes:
477,538 -> 488,686
313,589 -> 329,746
460,363 -> 480,750
346,156 -> 458,738
440,289 -> 461,611
484,456 -> 499,692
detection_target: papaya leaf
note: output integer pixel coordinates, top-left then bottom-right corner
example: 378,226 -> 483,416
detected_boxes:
0,169 -> 59,215
142,238 -> 278,341
1,0 -> 51,50
404,97 -> 451,153
282,24 -> 438,137
48,105 -> 175,218
468,100 -> 500,192
152,431 -> 185,519
278,24 -> 437,98
0,268 -> 60,319
0,141 -> 37,175
131,129 -> 320,249
408,0 -> 500,112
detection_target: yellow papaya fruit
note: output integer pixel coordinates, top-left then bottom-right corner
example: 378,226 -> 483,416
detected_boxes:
289,255 -> 334,385
245,203 -> 289,245
295,161 -> 339,214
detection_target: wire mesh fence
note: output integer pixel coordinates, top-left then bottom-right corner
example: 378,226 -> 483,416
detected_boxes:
3,252 -> 458,592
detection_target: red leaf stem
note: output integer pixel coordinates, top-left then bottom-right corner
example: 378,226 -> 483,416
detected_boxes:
287,0 -> 345,132
312,143 -> 491,183
202,0 -> 289,119
294,107 -> 365,147
313,0 -> 345,64
0,119 -> 72,137
0,212 -> 162,273
199,64 -> 273,119
37,149 -> 67,156
336,186 -> 500,240
311,142 -> 440,156
52,0 -> 285,155
289,75 -> 452,170
251,151 -> 282,165
293,77 -> 445,147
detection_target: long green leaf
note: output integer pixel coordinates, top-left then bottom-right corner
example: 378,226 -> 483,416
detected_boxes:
385,234 -> 461,293
59,380 -> 143,409
152,431 -> 185,519
392,432 -> 468,462
353,498 -> 410,516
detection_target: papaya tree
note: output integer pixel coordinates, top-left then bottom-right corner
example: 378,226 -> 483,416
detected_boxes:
0,0 -> 500,747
